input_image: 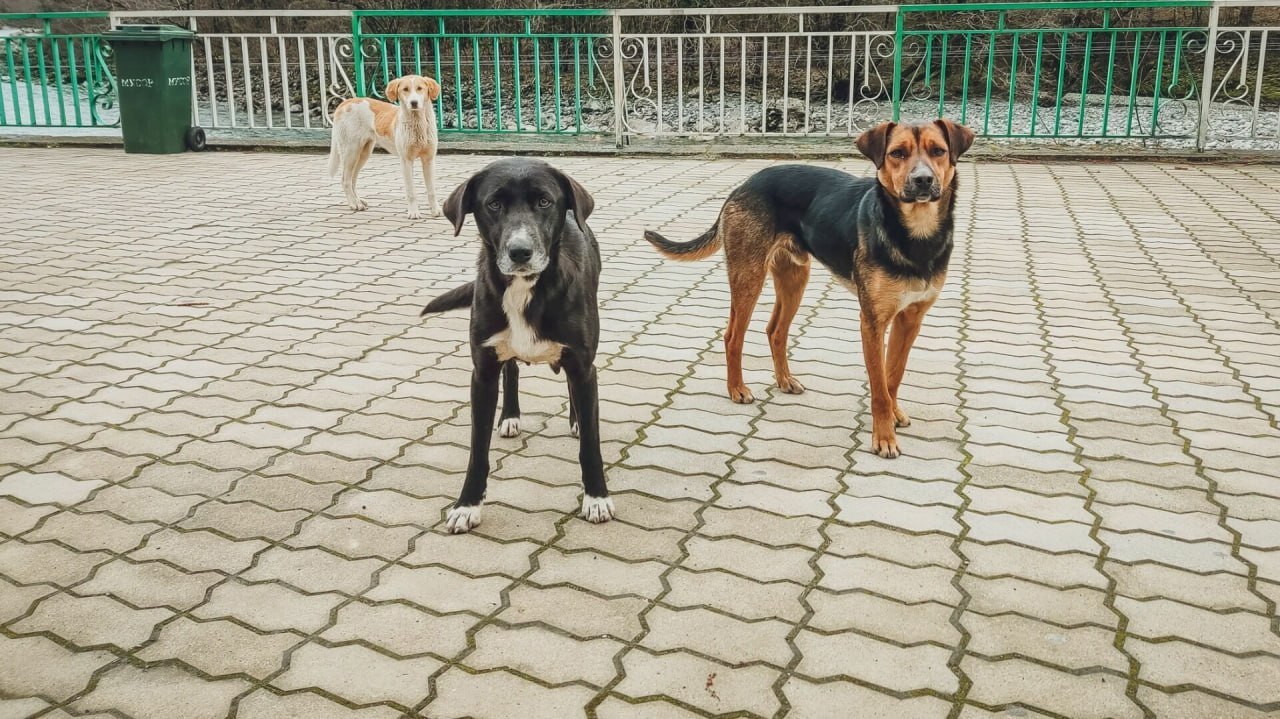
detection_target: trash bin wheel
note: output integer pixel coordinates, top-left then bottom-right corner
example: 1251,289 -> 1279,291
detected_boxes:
185,126 -> 207,152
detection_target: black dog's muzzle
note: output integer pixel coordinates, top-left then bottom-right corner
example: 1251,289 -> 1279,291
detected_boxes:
497,227 -> 548,276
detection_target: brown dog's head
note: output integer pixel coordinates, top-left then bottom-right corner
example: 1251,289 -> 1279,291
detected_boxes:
384,74 -> 442,110
856,119 -> 975,203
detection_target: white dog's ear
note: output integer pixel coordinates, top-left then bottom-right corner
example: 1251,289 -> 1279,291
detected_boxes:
442,174 -> 477,237
385,78 -> 402,102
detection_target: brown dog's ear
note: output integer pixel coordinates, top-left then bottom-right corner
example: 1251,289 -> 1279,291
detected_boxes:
442,175 -> 476,237
855,121 -> 897,169
384,78 -> 402,102
554,169 -> 594,235
935,118 -> 975,163
425,77 -> 441,102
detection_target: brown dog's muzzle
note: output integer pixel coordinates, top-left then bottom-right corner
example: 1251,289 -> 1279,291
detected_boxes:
904,163 -> 941,202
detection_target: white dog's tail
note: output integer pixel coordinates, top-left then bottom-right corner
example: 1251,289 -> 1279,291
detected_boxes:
327,132 -> 341,178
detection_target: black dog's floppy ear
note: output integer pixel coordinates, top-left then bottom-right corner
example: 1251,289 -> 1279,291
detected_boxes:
855,121 -> 896,169
934,117 -> 975,163
555,169 -> 594,235
442,175 -> 476,237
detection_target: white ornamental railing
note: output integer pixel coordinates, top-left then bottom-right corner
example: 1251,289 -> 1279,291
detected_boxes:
609,6 -> 898,138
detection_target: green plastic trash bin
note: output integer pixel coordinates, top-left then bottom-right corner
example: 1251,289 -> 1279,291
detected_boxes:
105,24 -> 204,154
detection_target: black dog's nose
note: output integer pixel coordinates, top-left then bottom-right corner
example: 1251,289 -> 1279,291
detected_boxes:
508,246 -> 533,264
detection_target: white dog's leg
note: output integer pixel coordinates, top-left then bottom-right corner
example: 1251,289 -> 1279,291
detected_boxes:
343,140 -> 372,211
421,155 -> 440,217
402,157 -> 421,220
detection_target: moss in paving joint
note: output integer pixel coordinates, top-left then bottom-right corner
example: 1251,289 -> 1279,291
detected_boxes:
943,160 -> 981,719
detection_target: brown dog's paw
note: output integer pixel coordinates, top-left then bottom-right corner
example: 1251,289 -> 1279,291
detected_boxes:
776,375 -> 805,394
871,429 -> 901,458
893,405 -> 911,428
728,384 -> 755,404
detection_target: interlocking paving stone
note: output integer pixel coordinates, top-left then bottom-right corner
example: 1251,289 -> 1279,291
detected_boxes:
0,635 -> 114,702
0,471 -> 104,505
320,600 -> 477,658
11,591 -> 172,650
466,624 -> 623,686
273,641 -> 442,707
368,564 -> 507,614
75,559 -> 222,610
71,664 -> 250,719
616,650 -> 782,716
193,580 -> 345,633
782,676 -> 952,719
961,657 -> 1141,719
234,690 -> 405,719
2,149 -> 1279,717
136,616 -> 303,679
432,667 -> 598,719
0,540 -> 110,586
130,528 -> 268,574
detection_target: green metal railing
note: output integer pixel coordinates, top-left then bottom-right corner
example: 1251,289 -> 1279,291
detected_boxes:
0,13 -> 119,128
351,9 -> 611,134
2,3 -> 1273,147
891,1 -> 1211,138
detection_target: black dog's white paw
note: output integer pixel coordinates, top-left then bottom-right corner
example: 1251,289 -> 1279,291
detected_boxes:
569,421 -> 579,438
580,495 -> 615,524
498,417 -> 521,438
445,504 -> 482,534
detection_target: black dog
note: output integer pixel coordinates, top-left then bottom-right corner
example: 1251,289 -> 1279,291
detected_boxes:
420,158 -> 614,533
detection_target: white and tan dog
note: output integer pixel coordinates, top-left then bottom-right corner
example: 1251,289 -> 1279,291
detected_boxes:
328,74 -> 442,219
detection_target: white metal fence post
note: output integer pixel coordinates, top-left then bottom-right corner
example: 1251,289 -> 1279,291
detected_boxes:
1196,2 -> 1220,151
612,11 -> 624,147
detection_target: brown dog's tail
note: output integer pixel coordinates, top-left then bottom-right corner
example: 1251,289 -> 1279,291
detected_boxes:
643,223 -> 721,261
420,282 -> 473,316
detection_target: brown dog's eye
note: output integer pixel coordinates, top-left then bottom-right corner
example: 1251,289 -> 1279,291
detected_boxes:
889,149 -> 907,159
930,147 -> 946,157
537,198 -> 553,209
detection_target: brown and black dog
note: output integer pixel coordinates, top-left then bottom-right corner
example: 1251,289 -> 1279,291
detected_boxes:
644,119 -> 974,458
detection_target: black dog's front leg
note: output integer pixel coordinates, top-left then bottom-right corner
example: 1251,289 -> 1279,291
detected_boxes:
568,387 -> 579,437
446,354 -> 501,534
498,360 -> 522,438
563,353 -> 614,523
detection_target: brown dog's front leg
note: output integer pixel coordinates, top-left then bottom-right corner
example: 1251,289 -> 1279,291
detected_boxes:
886,304 -> 927,428
860,311 -> 899,458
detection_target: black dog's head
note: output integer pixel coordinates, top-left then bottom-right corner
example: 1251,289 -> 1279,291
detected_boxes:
442,158 -> 594,278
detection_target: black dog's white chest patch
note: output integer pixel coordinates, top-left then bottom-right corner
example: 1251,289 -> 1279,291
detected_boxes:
484,276 -> 565,364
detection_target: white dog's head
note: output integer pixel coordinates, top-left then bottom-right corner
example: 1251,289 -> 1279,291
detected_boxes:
385,74 -> 441,112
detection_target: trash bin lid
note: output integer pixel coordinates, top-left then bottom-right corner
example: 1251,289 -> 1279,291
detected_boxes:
104,24 -> 195,41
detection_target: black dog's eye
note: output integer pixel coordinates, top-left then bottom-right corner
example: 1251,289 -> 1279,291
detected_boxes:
486,200 -> 501,211
537,198 -> 553,209
889,148 -> 907,159
930,147 -> 946,157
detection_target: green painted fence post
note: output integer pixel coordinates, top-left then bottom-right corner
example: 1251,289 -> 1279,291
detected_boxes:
352,13 -> 365,97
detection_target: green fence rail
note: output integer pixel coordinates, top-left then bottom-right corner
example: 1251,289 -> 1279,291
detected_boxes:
892,1 -> 1213,139
2,3 -> 1276,148
0,13 -> 119,128
351,9 -> 611,134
